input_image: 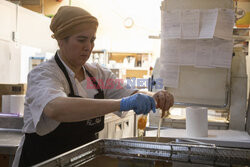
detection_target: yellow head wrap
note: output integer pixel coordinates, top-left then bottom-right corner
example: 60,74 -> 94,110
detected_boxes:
50,6 -> 98,40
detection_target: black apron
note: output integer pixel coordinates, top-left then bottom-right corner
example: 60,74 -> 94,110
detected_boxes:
19,53 -> 104,167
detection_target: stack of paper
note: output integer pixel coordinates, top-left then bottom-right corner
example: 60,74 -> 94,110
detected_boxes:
161,8 -> 234,40
160,8 -> 234,88
160,38 -> 233,68
199,9 -> 218,39
162,10 -> 181,39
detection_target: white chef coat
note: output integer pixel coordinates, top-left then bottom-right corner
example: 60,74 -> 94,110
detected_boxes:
12,52 -> 136,167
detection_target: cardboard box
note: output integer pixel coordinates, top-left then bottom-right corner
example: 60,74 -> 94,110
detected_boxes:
0,84 -> 27,113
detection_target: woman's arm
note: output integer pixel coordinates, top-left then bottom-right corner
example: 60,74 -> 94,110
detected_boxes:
133,90 -> 154,96
44,97 -> 121,122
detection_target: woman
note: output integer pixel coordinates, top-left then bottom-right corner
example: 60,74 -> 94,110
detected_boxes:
12,6 -> 174,167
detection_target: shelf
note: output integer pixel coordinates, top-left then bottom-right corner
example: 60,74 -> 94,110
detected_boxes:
233,27 -> 250,30
233,35 -> 250,41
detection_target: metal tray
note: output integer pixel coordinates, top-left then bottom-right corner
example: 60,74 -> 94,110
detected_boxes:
34,138 -> 250,167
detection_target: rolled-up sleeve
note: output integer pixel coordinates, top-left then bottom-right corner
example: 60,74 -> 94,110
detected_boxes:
25,66 -> 67,135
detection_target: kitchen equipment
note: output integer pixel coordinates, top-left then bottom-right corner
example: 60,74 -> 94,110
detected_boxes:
33,138 -> 250,167
150,0 -> 247,132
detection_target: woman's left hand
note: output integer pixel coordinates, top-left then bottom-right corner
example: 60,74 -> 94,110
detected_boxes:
153,90 -> 174,118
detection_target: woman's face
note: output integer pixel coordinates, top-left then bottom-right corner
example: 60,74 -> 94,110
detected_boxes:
59,29 -> 96,67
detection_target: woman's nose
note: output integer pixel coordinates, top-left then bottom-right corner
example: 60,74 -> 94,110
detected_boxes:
83,42 -> 92,51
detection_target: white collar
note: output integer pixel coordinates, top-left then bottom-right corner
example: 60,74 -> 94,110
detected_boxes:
56,51 -> 86,78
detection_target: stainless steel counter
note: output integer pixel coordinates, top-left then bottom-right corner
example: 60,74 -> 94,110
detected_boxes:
0,114 -> 23,129
146,128 -> 250,148
0,111 -> 135,155
0,114 -> 23,155
0,129 -> 23,155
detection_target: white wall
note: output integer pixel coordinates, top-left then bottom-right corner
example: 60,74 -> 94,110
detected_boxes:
0,40 -> 21,83
0,0 -> 16,41
0,1 -> 20,83
0,0 -> 162,83
0,0 -> 58,84
72,0 -> 162,55
18,6 -> 58,53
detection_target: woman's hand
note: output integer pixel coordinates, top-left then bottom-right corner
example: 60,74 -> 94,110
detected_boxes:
153,90 -> 174,118
120,93 -> 156,115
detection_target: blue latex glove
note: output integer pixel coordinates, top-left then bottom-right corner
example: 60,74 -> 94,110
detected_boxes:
120,93 -> 156,115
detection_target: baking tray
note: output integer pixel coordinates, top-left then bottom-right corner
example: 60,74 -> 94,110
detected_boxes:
34,138 -> 250,167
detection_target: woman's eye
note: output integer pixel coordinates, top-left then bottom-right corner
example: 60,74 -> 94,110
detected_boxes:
77,38 -> 95,43
78,39 -> 85,43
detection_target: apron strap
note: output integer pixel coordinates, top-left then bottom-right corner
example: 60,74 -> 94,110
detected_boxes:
55,52 -> 104,96
84,68 -> 104,95
54,52 -> 75,95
